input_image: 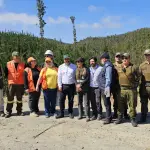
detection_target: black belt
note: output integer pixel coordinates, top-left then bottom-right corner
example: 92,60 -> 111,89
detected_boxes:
62,83 -> 75,86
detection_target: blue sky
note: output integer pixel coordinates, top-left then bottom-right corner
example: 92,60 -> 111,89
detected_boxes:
0,0 -> 150,43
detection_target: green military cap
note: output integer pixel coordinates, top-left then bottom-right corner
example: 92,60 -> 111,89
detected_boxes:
123,53 -> 130,58
12,51 -> 19,57
63,54 -> 70,59
144,49 -> 150,55
115,52 -> 122,57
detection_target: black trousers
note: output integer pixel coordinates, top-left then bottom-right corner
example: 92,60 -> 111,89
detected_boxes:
101,89 -> 112,119
59,84 -> 75,114
89,87 -> 102,117
29,91 -> 41,113
6,84 -> 24,113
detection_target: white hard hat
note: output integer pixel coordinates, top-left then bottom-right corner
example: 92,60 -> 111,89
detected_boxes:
44,50 -> 54,56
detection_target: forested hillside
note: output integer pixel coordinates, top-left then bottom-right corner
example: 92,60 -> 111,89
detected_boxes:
0,28 -> 150,67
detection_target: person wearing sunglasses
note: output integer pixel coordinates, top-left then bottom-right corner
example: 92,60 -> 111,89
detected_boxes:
36,57 -> 58,118
24,57 -> 41,117
44,50 -> 58,67
112,53 -> 129,119
139,49 -> 150,123
75,57 -> 90,122
115,53 -> 139,127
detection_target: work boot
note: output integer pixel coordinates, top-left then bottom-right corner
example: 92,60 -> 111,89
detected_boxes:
0,111 -> 5,117
69,113 -> 74,119
86,116 -> 90,122
139,115 -> 146,123
5,113 -> 11,118
114,115 -> 123,124
97,114 -> 103,121
131,119 -> 138,127
56,114 -> 64,119
103,118 -> 111,125
17,112 -> 25,116
91,115 -> 97,121
113,112 -> 118,119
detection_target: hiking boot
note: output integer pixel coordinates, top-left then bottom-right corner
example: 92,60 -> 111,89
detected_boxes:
131,119 -> 138,127
114,116 -> 123,124
86,117 -> 90,122
17,112 -> 25,116
113,113 -> 118,119
30,112 -> 39,117
0,111 -> 5,117
103,118 -> 111,125
97,114 -> 103,121
5,113 -> 11,118
91,116 -> 97,121
69,113 -> 74,119
124,114 -> 130,120
56,114 -> 64,119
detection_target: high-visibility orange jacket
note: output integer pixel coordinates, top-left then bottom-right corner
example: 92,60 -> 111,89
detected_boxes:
7,61 -> 25,85
24,67 -> 41,92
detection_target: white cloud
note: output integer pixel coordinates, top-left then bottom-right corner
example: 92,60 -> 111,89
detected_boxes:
101,16 -> 122,28
0,12 -> 38,25
88,5 -> 105,12
77,16 -> 122,29
0,0 -> 4,7
47,16 -> 71,24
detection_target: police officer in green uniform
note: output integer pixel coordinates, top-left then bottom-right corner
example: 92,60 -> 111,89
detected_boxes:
115,53 -> 139,127
112,52 -> 129,119
139,49 -> 150,122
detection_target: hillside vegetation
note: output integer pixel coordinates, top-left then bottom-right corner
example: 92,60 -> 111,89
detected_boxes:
0,28 -> 150,67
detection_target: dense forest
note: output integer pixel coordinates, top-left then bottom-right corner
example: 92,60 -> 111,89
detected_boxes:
0,28 -> 150,68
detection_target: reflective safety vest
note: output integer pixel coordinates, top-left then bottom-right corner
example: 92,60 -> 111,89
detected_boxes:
41,67 -> 58,90
7,61 -> 25,85
25,67 -> 41,92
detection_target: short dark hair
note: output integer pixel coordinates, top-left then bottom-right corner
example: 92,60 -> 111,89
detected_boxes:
89,57 -> 97,62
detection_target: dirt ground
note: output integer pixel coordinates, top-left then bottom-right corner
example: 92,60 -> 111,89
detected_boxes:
0,95 -> 150,150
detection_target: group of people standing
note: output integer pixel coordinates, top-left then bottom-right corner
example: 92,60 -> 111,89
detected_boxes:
0,49 -> 150,127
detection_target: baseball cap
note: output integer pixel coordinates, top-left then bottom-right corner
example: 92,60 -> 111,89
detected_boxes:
63,54 -> 70,59
123,53 -> 130,58
27,57 -> 36,63
115,52 -> 122,57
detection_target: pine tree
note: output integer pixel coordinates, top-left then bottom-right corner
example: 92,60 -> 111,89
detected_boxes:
36,0 -> 46,38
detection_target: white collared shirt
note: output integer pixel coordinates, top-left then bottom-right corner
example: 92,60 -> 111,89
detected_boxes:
89,65 -> 100,87
58,63 -> 77,88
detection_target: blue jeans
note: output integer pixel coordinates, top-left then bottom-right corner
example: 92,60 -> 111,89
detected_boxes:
43,88 -> 57,115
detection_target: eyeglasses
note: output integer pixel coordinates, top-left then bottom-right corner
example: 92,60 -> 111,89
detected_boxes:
46,61 -> 51,63
123,57 -> 129,60
115,55 -> 121,58
45,55 -> 53,57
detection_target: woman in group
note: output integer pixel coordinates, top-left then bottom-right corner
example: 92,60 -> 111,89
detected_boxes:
75,57 -> 90,122
24,57 -> 41,117
36,57 -> 58,118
